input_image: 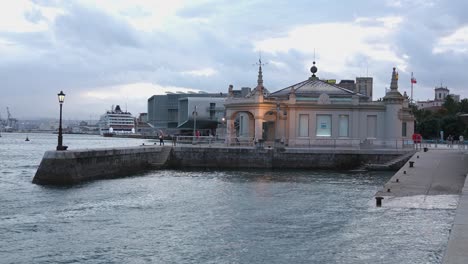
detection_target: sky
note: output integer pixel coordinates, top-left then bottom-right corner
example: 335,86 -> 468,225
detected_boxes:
1,0 -> 468,120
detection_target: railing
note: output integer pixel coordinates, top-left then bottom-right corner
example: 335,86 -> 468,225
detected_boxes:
292,138 -> 414,150
175,136 -> 219,146
173,136 -> 255,147
415,139 -> 467,150
171,136 -> 468,150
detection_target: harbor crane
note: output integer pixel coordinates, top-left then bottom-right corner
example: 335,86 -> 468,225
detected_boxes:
4,107 -> 18,132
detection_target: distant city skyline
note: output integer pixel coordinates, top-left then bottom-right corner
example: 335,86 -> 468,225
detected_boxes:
1,0 -> 468,119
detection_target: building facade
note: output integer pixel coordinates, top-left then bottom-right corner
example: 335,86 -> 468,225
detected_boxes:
417,86 -> 460,110
147,92 -> 226,128
147,88 -> 250,132
223,61 -> 414,147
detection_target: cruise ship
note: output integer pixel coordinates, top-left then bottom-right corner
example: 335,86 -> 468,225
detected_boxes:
98,105 -> 136,136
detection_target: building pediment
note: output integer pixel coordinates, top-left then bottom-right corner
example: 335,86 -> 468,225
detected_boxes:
269,78 -> 365,99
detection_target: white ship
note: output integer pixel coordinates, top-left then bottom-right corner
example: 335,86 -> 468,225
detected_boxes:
98,105 -> 136,136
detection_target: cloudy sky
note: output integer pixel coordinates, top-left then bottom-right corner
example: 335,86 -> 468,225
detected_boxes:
1,0 -> 467,120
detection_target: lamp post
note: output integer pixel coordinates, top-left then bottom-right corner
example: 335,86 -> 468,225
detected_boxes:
221,117 -> 226,139
56,91 -> 67,151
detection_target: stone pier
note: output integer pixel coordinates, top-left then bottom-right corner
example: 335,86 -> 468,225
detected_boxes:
33,145 -> 411,185
33,146 -> 172,185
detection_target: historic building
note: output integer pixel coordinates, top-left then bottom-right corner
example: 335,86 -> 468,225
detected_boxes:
223,61 -> 414,148
416,86 -> 460,110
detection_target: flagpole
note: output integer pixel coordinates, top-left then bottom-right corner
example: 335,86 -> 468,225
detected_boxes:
411,72 -> 414,104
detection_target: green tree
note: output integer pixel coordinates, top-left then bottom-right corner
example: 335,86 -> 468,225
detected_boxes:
417,118 -> 440,139
443,95 -> 460,115
460,98 -> 468,113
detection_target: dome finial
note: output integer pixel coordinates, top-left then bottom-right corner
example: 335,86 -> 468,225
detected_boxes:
310,61 -> 318,77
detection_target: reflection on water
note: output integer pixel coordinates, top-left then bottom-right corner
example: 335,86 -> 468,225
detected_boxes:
0,133 -> 454,263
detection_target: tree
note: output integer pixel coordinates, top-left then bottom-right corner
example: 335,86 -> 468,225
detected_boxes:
460,99 -> 468,113
443,95 -> 460,115
414,96 -> 468,139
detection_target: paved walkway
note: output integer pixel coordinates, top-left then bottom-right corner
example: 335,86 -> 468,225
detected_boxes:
374,148 -> 468,263
375,149 -> 468,197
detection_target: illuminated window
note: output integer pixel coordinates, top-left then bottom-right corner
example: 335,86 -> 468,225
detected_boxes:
316,115 -> 331,137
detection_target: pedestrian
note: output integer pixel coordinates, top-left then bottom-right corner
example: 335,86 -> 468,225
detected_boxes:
172,134 -> 177,146
159,133 -> 164,146
460,135 -> 465,150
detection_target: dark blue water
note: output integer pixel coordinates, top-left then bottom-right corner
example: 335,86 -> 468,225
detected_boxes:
0,133 -> 454,263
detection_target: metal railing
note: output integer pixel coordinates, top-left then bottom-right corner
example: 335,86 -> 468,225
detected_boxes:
172,136 -> 420,150
291,138 -> 414,150
415,139 -> 467,150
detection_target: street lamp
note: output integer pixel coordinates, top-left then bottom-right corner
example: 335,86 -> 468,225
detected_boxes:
56,91 -> 68,151
221,117 -> 226,139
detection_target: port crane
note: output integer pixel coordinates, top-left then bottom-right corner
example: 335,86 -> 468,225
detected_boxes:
4,107 -> 18,132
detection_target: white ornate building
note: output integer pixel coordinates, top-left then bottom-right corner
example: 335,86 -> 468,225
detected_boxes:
224,61 -> 414,148
416,86 -> 460,110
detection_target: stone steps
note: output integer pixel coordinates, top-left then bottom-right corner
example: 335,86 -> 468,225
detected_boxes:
365,151 -> 416,171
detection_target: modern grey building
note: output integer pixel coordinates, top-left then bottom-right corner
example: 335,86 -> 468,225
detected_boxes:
147,88 -> 250,129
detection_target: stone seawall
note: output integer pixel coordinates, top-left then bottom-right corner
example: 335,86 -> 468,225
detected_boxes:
169,147 -> 407,170
33,146 -> 171,185
33,146 -> 410,185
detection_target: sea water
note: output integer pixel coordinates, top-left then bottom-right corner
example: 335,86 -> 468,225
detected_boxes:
0,133 -> 455,263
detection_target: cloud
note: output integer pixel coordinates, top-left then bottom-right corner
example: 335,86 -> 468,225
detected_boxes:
182,68 -> 217,77
81,82 -> 197,100
254,16 -> 407,76
433,26 -> 468,54
2,0 -> 468,119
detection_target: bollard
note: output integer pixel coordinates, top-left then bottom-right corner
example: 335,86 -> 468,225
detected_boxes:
417,155 -> 419,158
387,188 -> 391,192
424,147 -> 428,152
396,179 -> 399,182
404,170 -> 406,174
376,197 -> 384,207
409,161 -> 414,167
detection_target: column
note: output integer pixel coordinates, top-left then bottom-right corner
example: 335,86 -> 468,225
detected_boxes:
254,118 -> 263,142
225,119 -> 235,145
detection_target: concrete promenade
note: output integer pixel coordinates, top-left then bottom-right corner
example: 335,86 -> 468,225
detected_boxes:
375,147 -> 468,263
375,149 -> 468,197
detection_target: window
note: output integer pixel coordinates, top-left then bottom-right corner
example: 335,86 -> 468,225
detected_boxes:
298,114 -> 309,137
402,122 -> 407,137
338,115 -> 349,137
240,115 -> 244,136
366,115 -> 377,138
209,103 -> 216,120
316,115 -> 332,137
439,93 -> 441,99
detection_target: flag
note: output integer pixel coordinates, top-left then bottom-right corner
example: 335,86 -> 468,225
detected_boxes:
411,77 -> 417,84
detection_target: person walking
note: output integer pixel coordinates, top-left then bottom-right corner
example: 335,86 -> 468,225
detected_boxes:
159,133 -> 164,146
460,135 -> 465,150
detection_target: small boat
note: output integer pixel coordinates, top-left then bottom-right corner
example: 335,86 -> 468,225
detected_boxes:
25,136 -> 30,141
103,132 -> 114,137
